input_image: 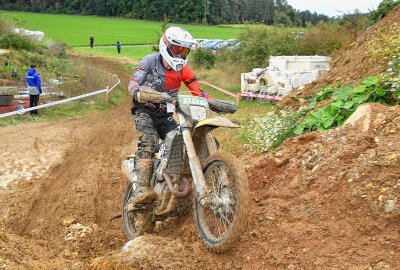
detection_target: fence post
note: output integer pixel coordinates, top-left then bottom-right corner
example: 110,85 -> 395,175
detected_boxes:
105,86 -> 110,103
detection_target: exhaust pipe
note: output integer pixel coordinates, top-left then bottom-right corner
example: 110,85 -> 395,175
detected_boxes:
163,173 -> 190,198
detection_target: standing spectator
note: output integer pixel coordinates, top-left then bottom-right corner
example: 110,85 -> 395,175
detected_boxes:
25,64 -> 42,116
90,34 -> 94,48
117,41 -> 122,54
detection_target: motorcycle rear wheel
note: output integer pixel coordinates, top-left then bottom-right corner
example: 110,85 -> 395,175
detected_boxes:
122,182 -> 155,240
194,152 -> 249,253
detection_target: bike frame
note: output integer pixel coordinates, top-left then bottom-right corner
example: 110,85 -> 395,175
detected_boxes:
177,110 -> 211,206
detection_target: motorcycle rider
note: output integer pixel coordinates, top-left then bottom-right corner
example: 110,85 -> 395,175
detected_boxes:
127,26 -> 211,207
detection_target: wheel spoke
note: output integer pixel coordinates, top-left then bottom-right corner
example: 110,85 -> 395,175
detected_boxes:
216,213 -> 222,237
219,211 -> 232,228
220,214 -> 228,233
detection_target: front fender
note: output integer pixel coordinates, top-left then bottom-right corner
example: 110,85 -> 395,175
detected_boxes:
195,116 -> 239,129
189,117 -> 239,169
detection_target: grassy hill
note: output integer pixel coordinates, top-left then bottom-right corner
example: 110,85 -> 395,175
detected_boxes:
0,11 -> 244,46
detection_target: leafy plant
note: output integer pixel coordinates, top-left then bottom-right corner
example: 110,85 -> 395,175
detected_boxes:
294,76 -> 393,134
307,85 -> 334,109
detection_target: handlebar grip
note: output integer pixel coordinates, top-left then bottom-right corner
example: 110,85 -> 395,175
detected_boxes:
208,99 -> 238,114
137,86 -> 173,103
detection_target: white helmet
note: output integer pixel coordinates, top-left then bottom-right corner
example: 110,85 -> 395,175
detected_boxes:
159,27 -> 197,71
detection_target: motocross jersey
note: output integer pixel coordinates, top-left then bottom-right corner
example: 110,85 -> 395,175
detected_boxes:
128,53 -> 206,114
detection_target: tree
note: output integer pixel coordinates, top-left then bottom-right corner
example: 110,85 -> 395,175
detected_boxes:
274,11 -> 292,26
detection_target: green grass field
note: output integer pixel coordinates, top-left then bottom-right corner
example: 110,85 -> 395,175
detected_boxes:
0,11 -> 244,46
74,45 -> 154,60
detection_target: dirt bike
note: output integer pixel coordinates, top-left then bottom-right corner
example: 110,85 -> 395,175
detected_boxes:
121,86 -> 249,253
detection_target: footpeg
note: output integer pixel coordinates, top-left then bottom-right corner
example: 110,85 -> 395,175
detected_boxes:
125,201 -> 155,213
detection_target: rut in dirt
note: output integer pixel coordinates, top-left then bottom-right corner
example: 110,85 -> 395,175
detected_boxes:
1,57 -> 138,263
28,107 -> 134,252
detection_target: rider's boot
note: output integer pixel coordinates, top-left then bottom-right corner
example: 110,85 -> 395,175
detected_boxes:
130,158 -> 157,206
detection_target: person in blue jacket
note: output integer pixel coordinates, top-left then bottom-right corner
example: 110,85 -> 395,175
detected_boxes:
26,64 -> 42,116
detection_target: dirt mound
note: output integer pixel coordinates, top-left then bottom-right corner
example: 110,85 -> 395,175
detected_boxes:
149,105 -> 399,270
90,235 -> 199,269
236,103 -> 400,269
0,231 -> 69,269
279,5 -> 400,109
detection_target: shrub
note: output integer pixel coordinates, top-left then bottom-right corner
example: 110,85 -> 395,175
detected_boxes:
21,50 -> 46,67
222,20 -> 359,69
239,110 -> 302,153
224,26 -> 302,69
0,32 -> 36,51
47,40 -> 67,57
369,0 -> 400,25
192,48 -> 216,69
368,22 -> 400,64
299,21 -> 358,55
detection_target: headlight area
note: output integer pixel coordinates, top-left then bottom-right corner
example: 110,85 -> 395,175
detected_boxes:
189,105 -> 208,121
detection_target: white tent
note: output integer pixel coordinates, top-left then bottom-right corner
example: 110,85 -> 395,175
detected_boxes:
13,28 -> 45,42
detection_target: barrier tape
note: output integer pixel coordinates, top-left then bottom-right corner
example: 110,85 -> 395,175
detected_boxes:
199,81 -> 237,98
238,92 -> 283,101
199,81 -> 283,103
0,78 -> 120,118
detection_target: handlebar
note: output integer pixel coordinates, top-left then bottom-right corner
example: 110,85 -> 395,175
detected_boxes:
137,86 -> 238,114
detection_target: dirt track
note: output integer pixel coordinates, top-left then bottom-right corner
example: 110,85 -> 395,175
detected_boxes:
0,102 -> 135,265
1,94 -> 399,270
1,20 -> 400,266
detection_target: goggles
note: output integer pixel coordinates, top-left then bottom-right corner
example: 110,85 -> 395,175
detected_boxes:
168,44 -> 190,59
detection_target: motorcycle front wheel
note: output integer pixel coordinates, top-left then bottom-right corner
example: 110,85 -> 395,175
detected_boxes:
194,152 -> 249,253
122,182 -> 155,240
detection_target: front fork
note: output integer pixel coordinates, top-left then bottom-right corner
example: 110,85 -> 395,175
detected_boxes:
178,113 -> 211,207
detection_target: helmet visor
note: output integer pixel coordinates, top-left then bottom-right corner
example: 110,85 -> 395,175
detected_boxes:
168,44 -> 190,58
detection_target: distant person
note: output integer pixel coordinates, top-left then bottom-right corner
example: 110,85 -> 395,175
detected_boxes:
26,64 -> 42,116
117,41 -> 122,54
90,34 -> 94,48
